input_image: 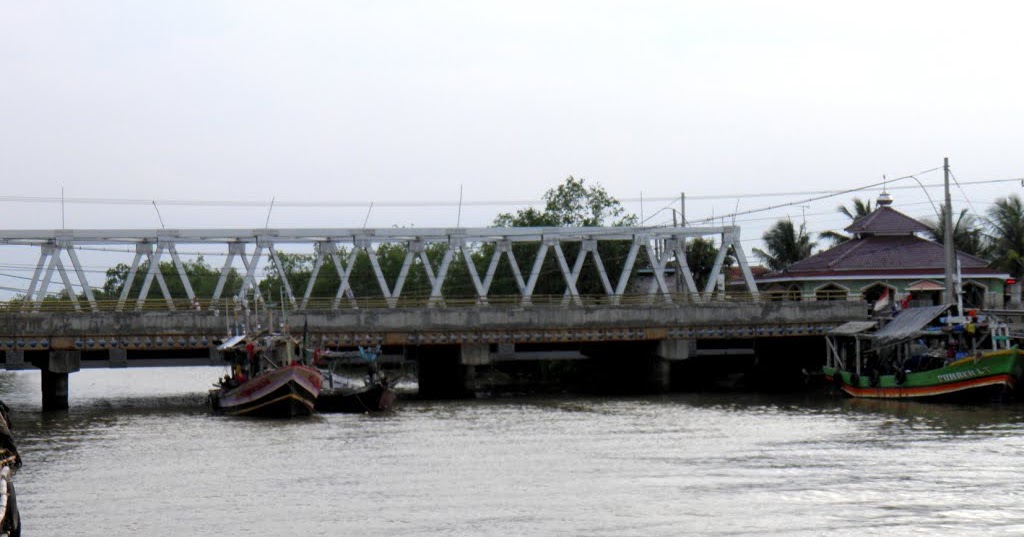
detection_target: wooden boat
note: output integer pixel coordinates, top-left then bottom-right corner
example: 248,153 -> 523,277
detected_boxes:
823,305 -> 1024,403
314,345 -> 397,413
0,401 -> 20,537
210,334 -> 323,418
316,381 -> 396,413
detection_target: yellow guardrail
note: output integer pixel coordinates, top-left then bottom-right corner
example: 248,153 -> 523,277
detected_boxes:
0,291 -> 863,314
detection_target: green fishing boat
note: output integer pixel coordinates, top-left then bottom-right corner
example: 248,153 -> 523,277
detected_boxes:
822,158 -> 1023,403
823,305 -> 1024,402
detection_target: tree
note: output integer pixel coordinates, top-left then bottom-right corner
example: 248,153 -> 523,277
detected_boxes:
820,197 -> 874,245
257,244 -> 472,306
922,205 -> 986,257
753,219 -> 816,271
494,176 -> 637,228
490,176 -> 638,297
685,237 -> 733,290
985,195 -> 1024,279
100,255 -> 242,301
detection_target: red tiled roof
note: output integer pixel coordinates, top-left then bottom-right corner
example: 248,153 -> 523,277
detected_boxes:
726,265 -> 770,282
845,206 -> 929,235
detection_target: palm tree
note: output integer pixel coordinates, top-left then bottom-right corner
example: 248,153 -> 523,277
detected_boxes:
985,195 -> 1024,279
753,219 -> 816,272
922,205 -> 986,257
820,197 -> 874,245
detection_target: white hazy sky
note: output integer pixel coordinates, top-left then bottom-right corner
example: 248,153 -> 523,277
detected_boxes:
2,1 -> 1023,295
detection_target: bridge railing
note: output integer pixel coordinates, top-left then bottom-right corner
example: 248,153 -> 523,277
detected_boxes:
0,292 -> 866,314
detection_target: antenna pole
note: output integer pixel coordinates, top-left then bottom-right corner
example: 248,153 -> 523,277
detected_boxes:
362,202 -> 374,228
152,201 -> 166,229
264,197 -> 275,229
456,185 -> 463,228
943,157 -> 956,307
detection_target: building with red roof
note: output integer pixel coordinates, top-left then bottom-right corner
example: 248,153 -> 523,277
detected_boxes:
756,193 -> 1009,309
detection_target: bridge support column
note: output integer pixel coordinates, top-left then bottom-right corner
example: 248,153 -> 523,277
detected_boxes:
109,348 -> 128,368
642,339 -> 695,393
4,350 -> 25,368
582,341 -> 673,394
411,345 -> 474,399
647,358 -> 673,393
460,344 -> 491,366
656,339 -> 694,361
35,351 -> 81,411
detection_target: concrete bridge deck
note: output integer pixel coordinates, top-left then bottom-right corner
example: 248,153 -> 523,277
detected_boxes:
0,300 -> 865,357
0,299 -> 867,409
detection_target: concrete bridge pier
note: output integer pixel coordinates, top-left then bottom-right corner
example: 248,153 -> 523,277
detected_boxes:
4,350 -> 25,368
581,341 -> 665,394
32,351 -> 81,411
411,345 -> 477,399
109,348 -> 128,368
647,339 -> 694,392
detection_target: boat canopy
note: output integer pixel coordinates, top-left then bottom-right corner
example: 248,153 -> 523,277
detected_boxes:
871,304 -> 950,345
217,334 -> 247,351
828,321 -> 878,336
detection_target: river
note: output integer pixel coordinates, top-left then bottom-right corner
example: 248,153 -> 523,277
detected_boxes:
4,366 -> 1024,536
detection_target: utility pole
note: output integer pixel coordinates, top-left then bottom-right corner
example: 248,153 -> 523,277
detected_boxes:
943,157 -> 956,306
680,192 -> 686,226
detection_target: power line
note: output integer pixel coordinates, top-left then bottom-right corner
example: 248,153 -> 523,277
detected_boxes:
1,174 -> 1018,211
686,167 -> 947,225
947,167 -> 981,218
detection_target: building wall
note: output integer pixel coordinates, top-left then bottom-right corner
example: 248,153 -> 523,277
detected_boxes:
761,277 -> 1007,309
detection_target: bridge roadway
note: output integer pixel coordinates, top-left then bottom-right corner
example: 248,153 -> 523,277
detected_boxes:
0,300 -> 866,409
0,223 -> 867,408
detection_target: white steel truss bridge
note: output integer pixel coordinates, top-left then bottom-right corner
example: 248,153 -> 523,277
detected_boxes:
0,225 -> 759,312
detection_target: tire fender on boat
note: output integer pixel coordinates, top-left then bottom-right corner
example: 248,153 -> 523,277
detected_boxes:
895,369 -> 907,385
848,373 -> 860,387
869,370 -> 880,387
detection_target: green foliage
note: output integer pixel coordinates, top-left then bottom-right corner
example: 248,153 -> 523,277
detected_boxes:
256,243 -> 485,303
922,205 -> 986,258
100,255 -> 242,300
985,195 -> 1024,279
489,176 -> 639,296
821,197 -> 875,245
685,237 -> 733,290
753,219 -> 816,272
495,176 -> 636,228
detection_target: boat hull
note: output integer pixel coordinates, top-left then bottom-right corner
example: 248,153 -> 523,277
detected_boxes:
315,382 -> 396,413
824,348 -> 1023,403
212,365 -> 323,418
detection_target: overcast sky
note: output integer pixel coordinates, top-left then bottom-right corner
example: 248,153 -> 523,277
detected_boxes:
2,1 -> 1023,294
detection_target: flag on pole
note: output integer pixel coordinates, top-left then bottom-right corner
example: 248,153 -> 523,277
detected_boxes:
873,288 -> 890,312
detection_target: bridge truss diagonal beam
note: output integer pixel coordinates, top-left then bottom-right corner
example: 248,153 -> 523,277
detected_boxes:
24,243 -> 99,312
7,225 -> 760,310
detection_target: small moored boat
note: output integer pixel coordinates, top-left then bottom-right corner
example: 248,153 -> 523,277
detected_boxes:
210,333 -> 323,418
315,346 -> 397,413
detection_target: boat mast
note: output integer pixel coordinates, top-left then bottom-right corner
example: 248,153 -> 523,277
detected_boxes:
942,157 -> 957,312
